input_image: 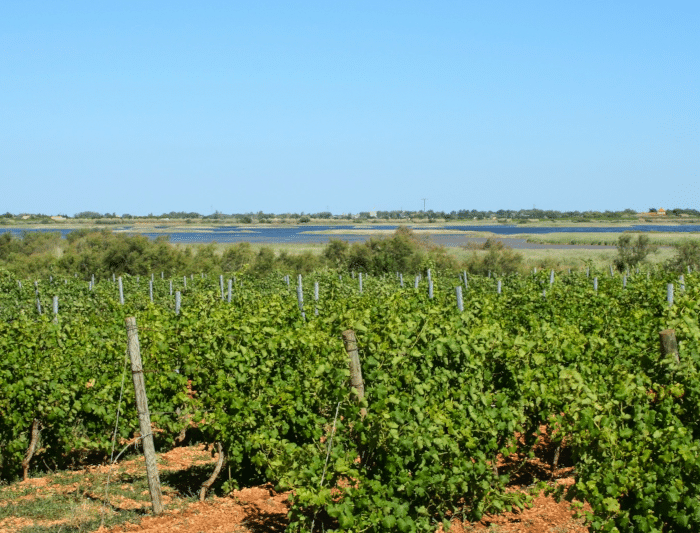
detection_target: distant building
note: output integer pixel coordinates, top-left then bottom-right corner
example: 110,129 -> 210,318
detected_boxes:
51,216 -> 65,221
638,208 -> 666,217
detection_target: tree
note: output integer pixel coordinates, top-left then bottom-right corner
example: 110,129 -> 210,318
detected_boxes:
614,234 -> 656,271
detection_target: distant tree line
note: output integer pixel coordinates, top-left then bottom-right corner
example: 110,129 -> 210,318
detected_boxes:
2,208 -> 700,222
0,228 -> 458,279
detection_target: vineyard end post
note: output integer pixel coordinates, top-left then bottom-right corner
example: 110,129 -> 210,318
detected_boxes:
342,329 -> 366,417
125,317 -> 164,515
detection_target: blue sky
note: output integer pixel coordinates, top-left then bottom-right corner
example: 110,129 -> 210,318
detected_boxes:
2,1 -> 698,216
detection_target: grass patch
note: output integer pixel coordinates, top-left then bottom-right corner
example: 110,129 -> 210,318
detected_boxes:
0,449 -> 207,533
445,246 -> 674,273
518,232 -> 700,247
175,241 -> 327,257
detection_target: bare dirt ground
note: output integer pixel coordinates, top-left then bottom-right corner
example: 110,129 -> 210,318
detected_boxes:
1,430 -> 590,533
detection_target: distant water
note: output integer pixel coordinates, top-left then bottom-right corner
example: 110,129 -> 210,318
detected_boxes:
1,223 -> 698,247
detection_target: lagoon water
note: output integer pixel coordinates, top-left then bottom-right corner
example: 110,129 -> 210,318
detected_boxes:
1,224 -> 699,249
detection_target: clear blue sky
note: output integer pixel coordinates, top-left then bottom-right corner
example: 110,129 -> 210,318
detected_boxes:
2,1 -> 698,216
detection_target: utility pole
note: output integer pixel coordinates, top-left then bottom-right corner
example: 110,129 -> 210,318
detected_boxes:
421,198 -> 427,211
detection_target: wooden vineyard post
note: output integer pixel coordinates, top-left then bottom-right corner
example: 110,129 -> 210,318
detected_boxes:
342,330 -> 366,418
659,329 -> 680,364
125,317 -> 164,515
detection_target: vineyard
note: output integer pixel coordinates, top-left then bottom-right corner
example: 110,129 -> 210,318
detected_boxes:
1,267 -> 700,532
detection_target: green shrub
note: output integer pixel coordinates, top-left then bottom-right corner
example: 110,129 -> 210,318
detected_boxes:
323,239 -> 349,269
277,250 -> 322,274
465,240 -> 523,276
222,242 -> 254,272
250,247 -> 276,276
614,234 -> 656,271
666,240 -> 700,272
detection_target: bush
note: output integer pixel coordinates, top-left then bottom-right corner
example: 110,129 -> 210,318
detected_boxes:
666,240 -> 700,272
277,250 -> 321,274
364,227 -> 424,274
614,234 -> 656,271
346,242 -> 372,273
323,239 -> 349,269
465,240 -> 523,276
322,227 -> 456,276
250,247 -> 276,276
222,242 -> 254,272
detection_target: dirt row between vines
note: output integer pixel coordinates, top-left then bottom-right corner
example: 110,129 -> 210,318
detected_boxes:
1,434 -> 589,533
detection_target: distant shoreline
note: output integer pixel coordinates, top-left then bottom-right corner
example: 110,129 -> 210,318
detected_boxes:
2,216 -> 700,233
2,221 -> 699,250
